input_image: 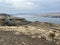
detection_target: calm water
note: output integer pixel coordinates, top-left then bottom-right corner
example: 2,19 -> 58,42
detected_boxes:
13,15 -> 60,24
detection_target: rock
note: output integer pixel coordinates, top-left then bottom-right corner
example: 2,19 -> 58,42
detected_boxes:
0,13 -> 32,26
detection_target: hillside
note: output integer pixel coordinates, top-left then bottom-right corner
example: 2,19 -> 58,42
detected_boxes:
0,13 -> 60,45
0,22 -> 60,45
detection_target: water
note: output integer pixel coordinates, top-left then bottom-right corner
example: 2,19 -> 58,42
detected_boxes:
12,14 -> 60,24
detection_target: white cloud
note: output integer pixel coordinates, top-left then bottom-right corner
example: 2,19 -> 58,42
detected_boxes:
12,0 -> 37,9
0,0 -> 38,10
0,0 -> 3,2
0,0 -> 60,11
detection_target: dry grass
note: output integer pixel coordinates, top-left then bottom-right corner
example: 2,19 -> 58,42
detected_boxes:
0,25 -> 60,45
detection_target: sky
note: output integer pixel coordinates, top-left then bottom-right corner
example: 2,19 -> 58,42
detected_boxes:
0,0 -> 60,14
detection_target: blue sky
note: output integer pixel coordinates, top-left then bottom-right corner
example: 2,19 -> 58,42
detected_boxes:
0,0 -> 60,14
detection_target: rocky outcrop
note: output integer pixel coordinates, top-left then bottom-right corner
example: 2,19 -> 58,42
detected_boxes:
0,13 -> 31,26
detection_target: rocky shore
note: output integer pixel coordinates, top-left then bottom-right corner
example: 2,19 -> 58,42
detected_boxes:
0,13 -> 60,45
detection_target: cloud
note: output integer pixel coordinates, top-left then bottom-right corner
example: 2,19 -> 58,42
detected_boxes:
0,0 -> 2,2
0,0 -> 60,13
12,1 -> 37,10
1,0 -> 60,10
0,0 -> 38,10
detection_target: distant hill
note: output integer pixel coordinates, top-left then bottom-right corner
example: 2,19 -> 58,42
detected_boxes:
37,12 -> 60,18
10,13 -> 35,15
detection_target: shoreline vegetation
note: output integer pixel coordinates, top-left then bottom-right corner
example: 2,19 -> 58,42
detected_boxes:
0,13 -> 60,45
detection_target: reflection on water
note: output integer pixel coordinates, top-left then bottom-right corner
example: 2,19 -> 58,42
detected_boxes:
13,15 -> 60,24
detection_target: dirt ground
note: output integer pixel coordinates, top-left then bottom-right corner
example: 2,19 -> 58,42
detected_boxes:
0,31 -> 57,45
